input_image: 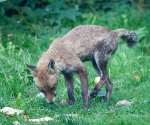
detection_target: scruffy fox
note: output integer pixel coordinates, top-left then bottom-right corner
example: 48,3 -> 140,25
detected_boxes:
27,25 -> 137,108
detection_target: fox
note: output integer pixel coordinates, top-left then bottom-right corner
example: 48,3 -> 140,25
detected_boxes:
27,25 -> 137,108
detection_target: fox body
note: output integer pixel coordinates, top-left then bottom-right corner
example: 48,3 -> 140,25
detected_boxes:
27,25 -> 137,108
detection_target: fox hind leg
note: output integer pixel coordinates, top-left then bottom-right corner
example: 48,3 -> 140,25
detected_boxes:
91,58 -> 102,77
90,42 -> 114,101
91,58 -> 113,101
92,56 -> 113,102
90,60 -> 108,99
105,79 -> 113,102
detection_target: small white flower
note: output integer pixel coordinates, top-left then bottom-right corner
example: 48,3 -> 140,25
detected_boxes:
37,92 -> 45,98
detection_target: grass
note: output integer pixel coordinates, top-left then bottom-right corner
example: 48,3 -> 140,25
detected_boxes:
0,4 -> 150,125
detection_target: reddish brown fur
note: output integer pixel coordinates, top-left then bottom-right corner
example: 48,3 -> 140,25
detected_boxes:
27,25 -> 137,108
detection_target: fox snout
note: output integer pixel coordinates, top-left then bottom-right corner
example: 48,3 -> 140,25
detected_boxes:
45,92 -> 56,104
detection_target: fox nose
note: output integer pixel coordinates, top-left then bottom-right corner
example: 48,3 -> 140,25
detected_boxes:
47,96 -> 56,104
49,101 -> 54,104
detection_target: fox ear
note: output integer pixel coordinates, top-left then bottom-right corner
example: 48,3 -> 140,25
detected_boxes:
48,59 -> 55,73
26,64 -> 37,75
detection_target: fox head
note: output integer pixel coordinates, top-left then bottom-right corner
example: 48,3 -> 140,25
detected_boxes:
26,59 -> 58,104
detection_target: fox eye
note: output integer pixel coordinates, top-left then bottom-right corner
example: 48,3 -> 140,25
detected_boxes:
40,90 -> 45,93
50,87 -> 54,91
38,87 -> 45,93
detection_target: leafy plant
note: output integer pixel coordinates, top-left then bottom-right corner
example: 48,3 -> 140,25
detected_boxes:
135,27 -> 149,42
0,1 -> 150,124
1,0 -> 81,29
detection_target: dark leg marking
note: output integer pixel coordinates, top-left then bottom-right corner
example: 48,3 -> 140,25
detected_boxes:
64,73 -> 75,105
77,67 -> 89,108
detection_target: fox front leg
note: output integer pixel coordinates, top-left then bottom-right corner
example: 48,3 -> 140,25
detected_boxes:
77,66 -> 89,109
64,73 -> 75,105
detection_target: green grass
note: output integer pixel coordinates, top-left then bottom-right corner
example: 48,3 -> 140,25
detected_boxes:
0,4 -> 150,125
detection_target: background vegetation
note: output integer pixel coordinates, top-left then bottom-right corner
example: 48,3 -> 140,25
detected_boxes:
0,0 -> 150,124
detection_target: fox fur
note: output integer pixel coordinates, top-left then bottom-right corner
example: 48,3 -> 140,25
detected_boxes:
27,25 -> 137,108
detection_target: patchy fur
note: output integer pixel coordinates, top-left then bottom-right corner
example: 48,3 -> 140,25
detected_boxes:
27,25 -> 137,108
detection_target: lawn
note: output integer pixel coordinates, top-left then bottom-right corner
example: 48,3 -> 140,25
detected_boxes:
0,2 -> 150,125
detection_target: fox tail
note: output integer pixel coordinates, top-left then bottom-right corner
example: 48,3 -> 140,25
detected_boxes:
113,29 -> 137,47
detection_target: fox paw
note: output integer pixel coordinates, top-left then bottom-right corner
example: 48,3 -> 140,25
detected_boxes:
89,91 -> 97,99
